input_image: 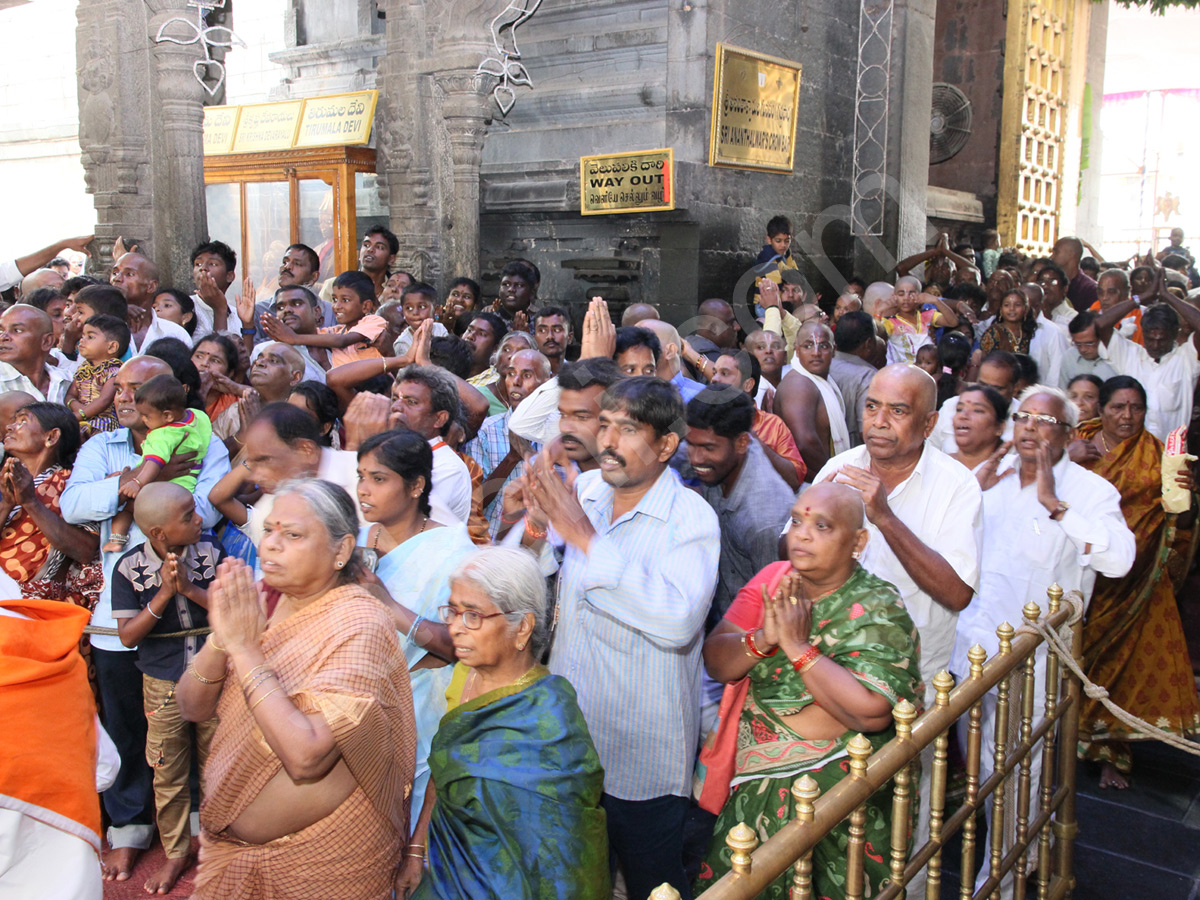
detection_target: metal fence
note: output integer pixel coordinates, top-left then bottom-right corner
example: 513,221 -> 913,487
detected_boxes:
663,583 -> 1082,900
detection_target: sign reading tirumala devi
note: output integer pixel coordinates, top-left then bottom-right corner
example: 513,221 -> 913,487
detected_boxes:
709,44 -> 802,173
580,149 -> 675,215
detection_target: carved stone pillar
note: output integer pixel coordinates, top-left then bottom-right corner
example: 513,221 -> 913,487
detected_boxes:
434,71 -> 492,285
76,0 -> 208,286
375,0 -> 501,289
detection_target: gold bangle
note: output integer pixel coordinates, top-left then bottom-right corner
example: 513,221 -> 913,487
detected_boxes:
208,635 -> 226,654
240,664 -> 271,689
243,671 -> 276,699
249,687 -> 281,712
188,663 -> 226,685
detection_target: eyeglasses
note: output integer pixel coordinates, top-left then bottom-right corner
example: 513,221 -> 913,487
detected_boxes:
1012,411 -> 1067,427
437,605 -> 507,629
1072,339 -> 1098,348
798,341 -> 833,352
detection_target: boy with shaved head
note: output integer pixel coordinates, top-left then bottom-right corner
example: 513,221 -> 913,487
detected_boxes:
112,483 -> 225,895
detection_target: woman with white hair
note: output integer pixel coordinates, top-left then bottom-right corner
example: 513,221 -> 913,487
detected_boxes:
401,546 -> 610,900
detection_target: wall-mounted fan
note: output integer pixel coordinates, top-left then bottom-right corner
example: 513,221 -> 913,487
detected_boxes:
930,83 -> 973,164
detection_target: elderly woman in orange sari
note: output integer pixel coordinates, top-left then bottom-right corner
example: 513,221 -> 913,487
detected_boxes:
1073,375 -> 1200,789
177,478 -> 416,899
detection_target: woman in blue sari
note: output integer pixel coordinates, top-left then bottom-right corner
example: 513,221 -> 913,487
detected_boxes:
355,430 -> 475,837
401,546 -> 610,900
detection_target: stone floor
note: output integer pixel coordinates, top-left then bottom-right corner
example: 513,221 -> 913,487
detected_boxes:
937,740 -> 1200,900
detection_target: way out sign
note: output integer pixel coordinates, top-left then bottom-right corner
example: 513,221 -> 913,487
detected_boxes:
580,148 -> 675,215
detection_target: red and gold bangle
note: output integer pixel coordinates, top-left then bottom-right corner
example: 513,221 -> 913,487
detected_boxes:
744,629 -> 778,659
791,644 -> 822,673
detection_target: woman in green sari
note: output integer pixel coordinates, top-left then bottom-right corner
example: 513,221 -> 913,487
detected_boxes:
695,483 -> 922,900
401,546 -> 610,900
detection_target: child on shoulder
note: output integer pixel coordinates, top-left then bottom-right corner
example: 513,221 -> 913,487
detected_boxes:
65,314 -> 129,438
103,374 -> 212,553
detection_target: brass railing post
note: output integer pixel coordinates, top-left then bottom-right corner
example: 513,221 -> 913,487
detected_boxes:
925,670 -> 955,900
1038,585 -> 1063,900
727,822 -> 758,877
1014,601 -> 1041,900
989,622 -> 1016,900
792,774 -> 821,900
960,644 -> 988,900
889,699 -> 918,898
648,884 -> 682,900
1053,595 -> 1083,896
845,733 -> 873,900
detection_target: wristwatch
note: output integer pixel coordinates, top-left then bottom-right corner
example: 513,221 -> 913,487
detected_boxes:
1049,500 -> 1070,521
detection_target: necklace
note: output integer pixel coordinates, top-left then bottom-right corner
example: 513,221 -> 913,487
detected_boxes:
1099,432 -> 1113,453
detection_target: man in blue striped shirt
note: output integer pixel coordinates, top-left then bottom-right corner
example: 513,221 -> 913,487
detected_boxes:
525,376 -> 720,900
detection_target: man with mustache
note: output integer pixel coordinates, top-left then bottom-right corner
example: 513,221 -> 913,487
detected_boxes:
516,376 -> 720,900
465,348 -> 552,536
254,286 -> 329,382
532,305 -> 572,374
952,386 -> 1132,895
241,243 -> 336,343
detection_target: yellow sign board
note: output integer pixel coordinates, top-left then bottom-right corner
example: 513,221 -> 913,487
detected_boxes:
205,92 -> 381,154
294,91 -> 379,148
202,105 -> 239,155
580,149 -> 675,216
231,100 -> 304,153
709,44 -> 802,173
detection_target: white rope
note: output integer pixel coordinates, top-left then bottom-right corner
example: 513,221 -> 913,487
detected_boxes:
1022,594 -> 1200,760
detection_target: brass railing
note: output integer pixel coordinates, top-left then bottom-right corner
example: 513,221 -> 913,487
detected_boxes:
659,584 -> 1082,900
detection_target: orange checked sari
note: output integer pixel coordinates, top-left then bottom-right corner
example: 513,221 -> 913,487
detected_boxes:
0,467 -> 102,610
1075,421 -> 1200,773
193,584 -> 416,900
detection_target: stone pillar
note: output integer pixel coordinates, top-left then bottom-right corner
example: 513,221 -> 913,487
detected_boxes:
375,0 -> 500,289
76,0 -> 209,287
851,0 -> 937,280
434,70 -> 492,285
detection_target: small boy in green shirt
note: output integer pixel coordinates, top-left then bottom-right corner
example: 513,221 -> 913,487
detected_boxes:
102,374 -> 212,553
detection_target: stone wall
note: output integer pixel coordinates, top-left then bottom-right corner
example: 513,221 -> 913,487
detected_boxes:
476,0 -> 866,322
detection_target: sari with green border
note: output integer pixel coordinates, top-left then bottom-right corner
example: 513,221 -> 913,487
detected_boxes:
414,664 -> 610,900
695,563 -> 922,900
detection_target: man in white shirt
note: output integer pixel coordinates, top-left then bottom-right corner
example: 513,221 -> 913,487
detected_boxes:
1095,270 -> 1200,440
1059,311 -> 1118,388
389,364 -> 473,526
813,363 -> 982,895
109,252 -> 192,354
952,386 -> 1134,898
0,304 -> 72,402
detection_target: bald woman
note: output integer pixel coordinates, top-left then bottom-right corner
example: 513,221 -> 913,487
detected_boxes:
696,482 -> 922,900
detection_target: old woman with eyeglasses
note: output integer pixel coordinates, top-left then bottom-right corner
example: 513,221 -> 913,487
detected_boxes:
398,546 -> 609,900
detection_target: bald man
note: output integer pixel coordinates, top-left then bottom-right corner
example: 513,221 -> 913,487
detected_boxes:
774,321 -> 851,479
109,252 -> 191,355
61,356 -> 231,881
811,363 -> 981,893
1050,236 -> 1097,313
640,318 -> 705,403
19,266 -> 65,299
688,298 -> 739,362
0,304 -> 71,402
621,302 -> 659,327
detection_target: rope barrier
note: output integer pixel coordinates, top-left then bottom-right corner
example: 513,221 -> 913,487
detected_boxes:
83,625 -> 211,639
1018,593 -> 1200,761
